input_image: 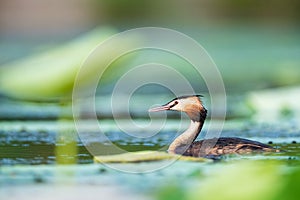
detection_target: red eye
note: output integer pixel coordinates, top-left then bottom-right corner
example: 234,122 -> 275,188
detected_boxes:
169,100 -> 179,108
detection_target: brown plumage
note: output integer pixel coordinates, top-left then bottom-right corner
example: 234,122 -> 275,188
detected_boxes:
183,137 -> 278,157
149,95 -> 279,158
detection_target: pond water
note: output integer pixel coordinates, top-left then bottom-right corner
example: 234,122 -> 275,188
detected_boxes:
1,119 -> 299,166
0,96 -> 300,200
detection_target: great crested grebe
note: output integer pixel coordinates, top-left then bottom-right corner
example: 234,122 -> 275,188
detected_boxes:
149,95 -> 278,157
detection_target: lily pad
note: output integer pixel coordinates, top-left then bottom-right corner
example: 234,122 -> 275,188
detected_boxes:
94,151 -> 209,163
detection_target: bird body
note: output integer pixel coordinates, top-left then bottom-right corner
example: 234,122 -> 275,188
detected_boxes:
184,137 -> 278,157
149,95 -> 278,158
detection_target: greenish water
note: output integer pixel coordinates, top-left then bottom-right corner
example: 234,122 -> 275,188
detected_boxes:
1,119 -> 299,165
1,96 -> 300,200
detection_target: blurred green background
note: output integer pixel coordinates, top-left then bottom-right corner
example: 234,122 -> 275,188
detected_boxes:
0,0 -> 300,100
0,1 -> 300,200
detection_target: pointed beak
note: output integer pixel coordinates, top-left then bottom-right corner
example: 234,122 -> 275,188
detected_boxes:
148,104 -> 170,112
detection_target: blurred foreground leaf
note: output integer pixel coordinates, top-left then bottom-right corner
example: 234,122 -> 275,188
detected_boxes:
156,160 -> 300,200
94,151 -> 209,163
188,161 -> 282,200
0,27 -> 137,101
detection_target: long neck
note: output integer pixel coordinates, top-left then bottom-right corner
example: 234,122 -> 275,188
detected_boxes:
168,120 -> 204,154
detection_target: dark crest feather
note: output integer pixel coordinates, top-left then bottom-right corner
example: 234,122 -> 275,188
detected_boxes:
164,95 -> 204,105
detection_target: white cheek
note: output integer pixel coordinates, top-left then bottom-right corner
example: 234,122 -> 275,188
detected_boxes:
173,104 -> 182,111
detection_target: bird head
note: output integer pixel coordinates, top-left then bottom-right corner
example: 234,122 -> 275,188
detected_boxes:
148,95 -> 207,122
